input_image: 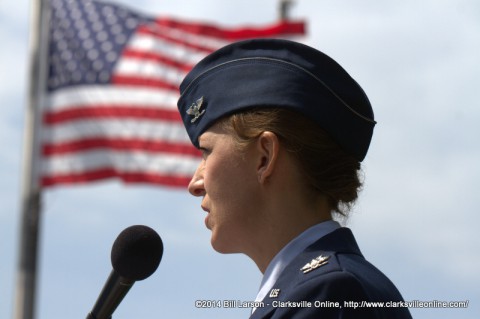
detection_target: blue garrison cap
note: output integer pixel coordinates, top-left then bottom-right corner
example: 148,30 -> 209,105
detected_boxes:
177,39 -> 376,161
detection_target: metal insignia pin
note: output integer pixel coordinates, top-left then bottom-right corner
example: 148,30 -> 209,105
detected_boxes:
186,96 -> 206,123
269,289 -> 280,298
300,255 -> 330,274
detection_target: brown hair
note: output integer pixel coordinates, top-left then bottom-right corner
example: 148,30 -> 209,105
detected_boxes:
221,108 -> 363,217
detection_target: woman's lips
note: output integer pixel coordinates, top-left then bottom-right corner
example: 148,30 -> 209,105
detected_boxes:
201,205 -> 210,229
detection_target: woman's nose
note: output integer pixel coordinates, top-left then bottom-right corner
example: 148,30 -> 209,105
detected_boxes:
188,163 -> 206,197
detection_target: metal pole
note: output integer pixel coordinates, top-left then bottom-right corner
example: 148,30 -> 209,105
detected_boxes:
13,0 -> 50,318
279,0 -> 294,20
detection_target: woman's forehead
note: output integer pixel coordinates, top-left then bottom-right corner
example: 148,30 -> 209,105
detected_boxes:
198,121 -> 228,143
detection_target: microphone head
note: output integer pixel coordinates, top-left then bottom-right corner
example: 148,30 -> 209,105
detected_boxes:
111,225 -> 163,281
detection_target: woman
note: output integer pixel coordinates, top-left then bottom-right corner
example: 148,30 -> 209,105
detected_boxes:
177,39 -> 412,319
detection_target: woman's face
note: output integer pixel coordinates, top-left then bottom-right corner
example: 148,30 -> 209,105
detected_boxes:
188,122 -> 263,254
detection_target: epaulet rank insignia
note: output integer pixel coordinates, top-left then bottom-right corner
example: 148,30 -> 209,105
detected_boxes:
300,255 -> 330,274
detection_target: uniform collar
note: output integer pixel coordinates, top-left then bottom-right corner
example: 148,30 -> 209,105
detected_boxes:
253,220 -> 340,307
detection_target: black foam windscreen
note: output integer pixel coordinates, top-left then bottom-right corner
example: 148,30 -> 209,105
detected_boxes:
110,225 -> 163,281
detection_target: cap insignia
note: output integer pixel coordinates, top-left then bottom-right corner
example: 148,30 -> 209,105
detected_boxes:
300,255 -> 330,274
186,96 -> 205,123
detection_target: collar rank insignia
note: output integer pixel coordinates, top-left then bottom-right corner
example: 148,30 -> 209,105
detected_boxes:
186,96 -> 206,123
269,288 -> 280,298
300,255 -> 330,274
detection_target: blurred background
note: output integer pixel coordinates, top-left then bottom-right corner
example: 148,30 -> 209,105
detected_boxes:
1,0 -> 479,318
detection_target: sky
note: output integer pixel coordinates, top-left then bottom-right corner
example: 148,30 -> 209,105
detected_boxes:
1,0 -> 479,318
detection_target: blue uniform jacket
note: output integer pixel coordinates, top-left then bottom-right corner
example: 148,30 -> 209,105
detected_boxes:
249,228 -> 412,319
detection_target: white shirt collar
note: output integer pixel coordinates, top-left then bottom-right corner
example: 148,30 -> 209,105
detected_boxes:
253,220 -> 340,307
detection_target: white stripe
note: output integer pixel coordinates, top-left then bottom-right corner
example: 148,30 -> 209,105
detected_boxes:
45,86 -> 179,112
42,119 -> 190,144
42,150 -> 200,176
114,57 -> 187,85
127,33 -> 208,64
147,23 -> 229,51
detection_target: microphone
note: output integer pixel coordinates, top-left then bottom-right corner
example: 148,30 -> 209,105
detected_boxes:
87,225 -> 163,319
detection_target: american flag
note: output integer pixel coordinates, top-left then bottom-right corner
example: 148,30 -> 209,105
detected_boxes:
41,0 -> 306,187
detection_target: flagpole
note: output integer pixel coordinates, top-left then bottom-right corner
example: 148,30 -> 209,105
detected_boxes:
279,0 -> 294,20
14,0 -> 50,318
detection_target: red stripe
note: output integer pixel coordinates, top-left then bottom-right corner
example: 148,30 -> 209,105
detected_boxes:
137,25 -> 217,54
153,18 -> 306,40
44,106 -> 182,124
43,138 -> 201,157
41,168 -> 192,187
111,75 -> 179,90
121,49 -> 195,73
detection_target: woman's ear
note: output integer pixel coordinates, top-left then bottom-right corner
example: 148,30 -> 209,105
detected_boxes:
256,131 -> 280,184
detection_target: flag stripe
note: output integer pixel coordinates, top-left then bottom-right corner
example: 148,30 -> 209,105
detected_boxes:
42,150 -> 200,176
46,86 -> 179,112
111,74 -> 179,90
144,22 -> 227,52
42,169 -> 193,187
44,106 -> 181,124
121,49 -> 196,72
126,33 -> 208,65
137,25 -> 219,54
114,57 -> 187,85
42,119 -> 189,144
154,17 -> 306,40
43,138 -> 201,156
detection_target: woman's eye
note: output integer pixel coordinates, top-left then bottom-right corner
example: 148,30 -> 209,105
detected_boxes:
199,147 -> 211,158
